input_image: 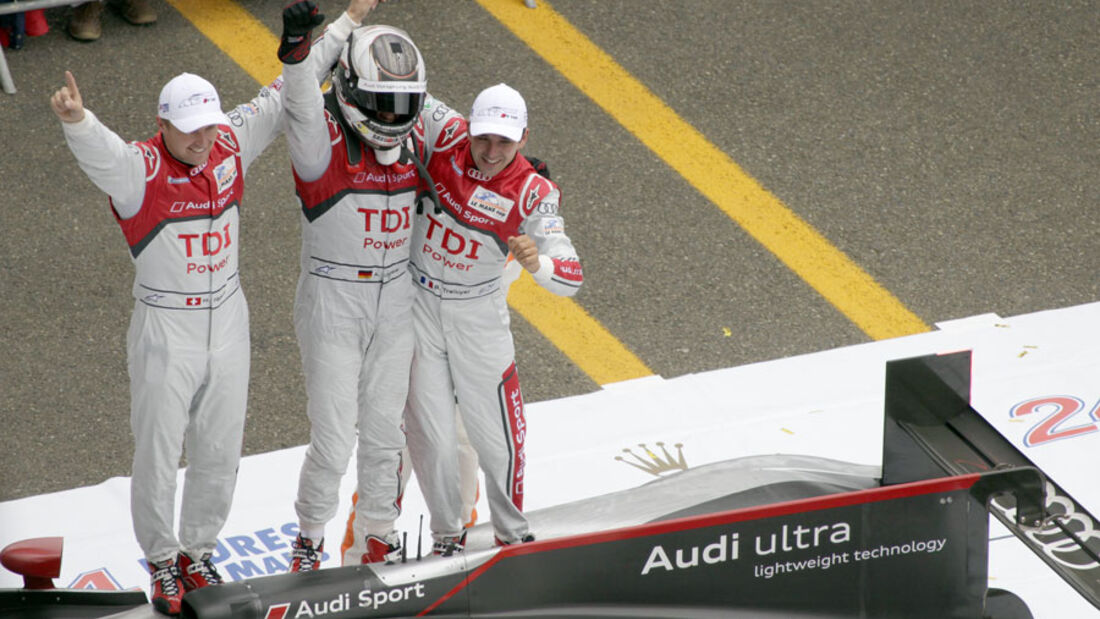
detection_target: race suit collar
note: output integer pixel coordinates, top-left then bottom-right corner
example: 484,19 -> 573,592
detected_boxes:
462,143 -> 522,184
153,131 -> 208,174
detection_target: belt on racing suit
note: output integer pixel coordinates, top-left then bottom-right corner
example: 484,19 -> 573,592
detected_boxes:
408,262 -> 501,300
306,256 -> 408,284
136,273 -> 241,310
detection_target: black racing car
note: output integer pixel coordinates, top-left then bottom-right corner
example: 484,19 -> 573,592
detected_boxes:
6,352 -> 1097,618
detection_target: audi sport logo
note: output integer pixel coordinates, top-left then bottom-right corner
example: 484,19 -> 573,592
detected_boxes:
263,583 -> 427,617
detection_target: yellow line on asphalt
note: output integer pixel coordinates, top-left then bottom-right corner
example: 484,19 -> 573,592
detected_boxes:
507,274 -> 652,385
166,0 -> 654,386
165,0 -> 281,84
476,0 -> 931,341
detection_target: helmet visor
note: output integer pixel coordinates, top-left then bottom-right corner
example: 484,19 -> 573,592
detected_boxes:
347,88 -> 425,124
337,65 -> 424,125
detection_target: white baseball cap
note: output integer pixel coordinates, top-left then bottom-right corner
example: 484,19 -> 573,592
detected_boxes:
157,73 -> 230,133
469,83 -> 527,142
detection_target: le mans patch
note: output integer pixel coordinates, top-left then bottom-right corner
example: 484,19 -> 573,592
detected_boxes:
467,187 -> 514,222
215,157 -> 238,194
543,217 -> 564,235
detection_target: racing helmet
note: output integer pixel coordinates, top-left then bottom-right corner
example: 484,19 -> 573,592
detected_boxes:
335,25 -> 426,160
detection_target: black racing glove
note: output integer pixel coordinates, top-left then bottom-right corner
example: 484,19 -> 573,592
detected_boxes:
278,1 -> 324,65
525,155 -> 551,180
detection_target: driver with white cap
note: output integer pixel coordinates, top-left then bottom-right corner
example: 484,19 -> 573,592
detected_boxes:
405,82 -> 584,554
48,7 -> 354,611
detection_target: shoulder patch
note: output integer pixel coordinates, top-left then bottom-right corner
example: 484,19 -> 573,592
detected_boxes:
216,128 -> 240,153
324,109 -> 343,144
435,116 -> 466,151
136,142 -> 160,181
522,174 -> 555,217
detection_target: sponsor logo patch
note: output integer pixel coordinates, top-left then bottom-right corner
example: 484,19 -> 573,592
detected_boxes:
543,217 -> 564,235
467,187 -> 513,222
238,103 -> 261,117
214,157 -> 238,194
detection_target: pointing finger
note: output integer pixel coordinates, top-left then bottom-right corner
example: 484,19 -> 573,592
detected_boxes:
65,70 -> 79,98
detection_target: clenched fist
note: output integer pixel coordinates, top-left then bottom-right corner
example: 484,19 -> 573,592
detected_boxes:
507,235 -> 540,273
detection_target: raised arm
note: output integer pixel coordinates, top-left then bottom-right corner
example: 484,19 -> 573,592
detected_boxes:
280,1 -> 332,183
51,71 -> 146,217
280,1 -> 389,181
345,0 -> 383,28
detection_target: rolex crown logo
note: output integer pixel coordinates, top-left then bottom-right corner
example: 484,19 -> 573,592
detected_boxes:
615,442 -> 688,476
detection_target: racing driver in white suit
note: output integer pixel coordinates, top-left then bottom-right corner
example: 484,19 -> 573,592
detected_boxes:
49,5 -> 356,614
406,84 -> 584,551
279,0 -> 425,569
51,66 -> 281,614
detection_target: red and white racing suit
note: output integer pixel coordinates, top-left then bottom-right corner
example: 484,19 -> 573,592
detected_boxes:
282,17 -> 417,559
405,97 -> 583,544
60,80 -> 285,564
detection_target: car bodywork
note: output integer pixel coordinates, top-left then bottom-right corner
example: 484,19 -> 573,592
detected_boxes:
3,351 -> 1097,618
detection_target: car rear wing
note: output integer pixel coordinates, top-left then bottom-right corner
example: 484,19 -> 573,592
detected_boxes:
882,350 -> 1100,610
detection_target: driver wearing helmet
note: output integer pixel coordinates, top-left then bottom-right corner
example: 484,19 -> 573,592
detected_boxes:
330,27 -> 423,165
279,0 -> 425,570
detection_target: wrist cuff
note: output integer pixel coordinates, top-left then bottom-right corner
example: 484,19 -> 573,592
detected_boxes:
278,33 -> 312,65
531,255 -> 555,285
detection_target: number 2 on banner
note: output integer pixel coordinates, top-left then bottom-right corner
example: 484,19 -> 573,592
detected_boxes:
1011,396 -> 1100,447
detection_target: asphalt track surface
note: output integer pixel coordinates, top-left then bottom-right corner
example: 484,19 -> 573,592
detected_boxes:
1,0 -> 1096,503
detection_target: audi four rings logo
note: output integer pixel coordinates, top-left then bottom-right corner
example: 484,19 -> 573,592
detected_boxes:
990,480 -> 1100,571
